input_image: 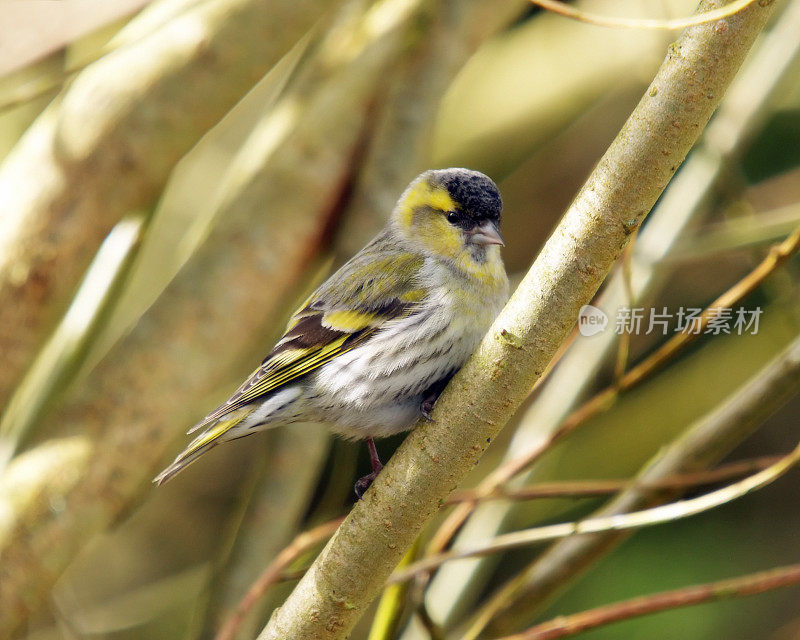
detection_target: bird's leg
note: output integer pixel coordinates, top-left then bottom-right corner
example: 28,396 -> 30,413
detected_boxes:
354,437 -> 384,498
420,373 -> 455,421
420,393 -> 437,422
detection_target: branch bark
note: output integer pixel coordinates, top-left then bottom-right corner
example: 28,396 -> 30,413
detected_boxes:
0,0 -> 338,409
258,1 -> 776,638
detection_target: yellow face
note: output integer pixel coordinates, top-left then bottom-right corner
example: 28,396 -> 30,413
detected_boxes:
395,178 -> 464,259
392,171 -> 505,286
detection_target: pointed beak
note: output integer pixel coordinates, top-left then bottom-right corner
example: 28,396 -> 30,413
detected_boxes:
468,221 -> 504,246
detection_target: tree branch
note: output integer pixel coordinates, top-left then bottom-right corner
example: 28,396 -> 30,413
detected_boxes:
445,456 -> 782,503
529,0 -> 759,30
498,562 -> 800,640
421,0 -> 800,621
392,442 -> 800,581
258,1 -> 776,637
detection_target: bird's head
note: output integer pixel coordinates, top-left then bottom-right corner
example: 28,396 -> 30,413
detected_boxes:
392,168 -> 504,266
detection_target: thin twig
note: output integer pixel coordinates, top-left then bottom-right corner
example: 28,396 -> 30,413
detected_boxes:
425,224 -> 800,558
669,202 -> 800,260
214,517 -> 344,640
198,426 -> 330,638
445,456 -> 782,504
277,569 -> 308,582
465,329 -> 800,639
530,0 -> 758,30
511,224 -> 800,480
392,443 -> 800,583
416,601 -> 447,640
498,562 -> 800,640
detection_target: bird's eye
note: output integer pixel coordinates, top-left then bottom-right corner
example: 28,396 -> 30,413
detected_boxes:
446,211 -> 459,224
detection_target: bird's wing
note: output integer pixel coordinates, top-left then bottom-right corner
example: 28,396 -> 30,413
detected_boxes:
188,247 -> 426,433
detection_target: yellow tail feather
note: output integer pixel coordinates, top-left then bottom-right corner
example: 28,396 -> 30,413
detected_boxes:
153,411 -> 250,485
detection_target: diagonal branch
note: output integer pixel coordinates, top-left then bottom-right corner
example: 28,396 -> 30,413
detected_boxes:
444,455 -> 784,503
419,0 -> 800,618
258,1 -> 777,637
499,561 -> 800,640
529,0 -> 759,30
391,442 -> 800,581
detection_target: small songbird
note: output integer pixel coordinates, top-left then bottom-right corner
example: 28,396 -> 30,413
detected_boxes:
155,168 -> 509,495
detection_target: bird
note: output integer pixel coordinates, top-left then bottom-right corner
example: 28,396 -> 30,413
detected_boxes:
154,168 -> 509,496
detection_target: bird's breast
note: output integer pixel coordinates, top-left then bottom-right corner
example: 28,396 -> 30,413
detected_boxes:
311,280 -> 505,413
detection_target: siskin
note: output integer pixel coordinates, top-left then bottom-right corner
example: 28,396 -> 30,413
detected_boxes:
155,168 -> 509,495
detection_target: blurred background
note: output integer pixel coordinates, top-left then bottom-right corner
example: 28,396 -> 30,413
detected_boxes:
1,0 -> 799,638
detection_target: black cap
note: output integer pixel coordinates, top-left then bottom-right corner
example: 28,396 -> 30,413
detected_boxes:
432,168 -> 502,222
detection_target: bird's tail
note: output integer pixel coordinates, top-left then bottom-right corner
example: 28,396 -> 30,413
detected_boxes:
153,409 -> 252,485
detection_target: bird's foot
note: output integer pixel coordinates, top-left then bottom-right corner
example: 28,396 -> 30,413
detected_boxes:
354,437 -> 384,499
420,392 -> 439,422
354,467 -> 382,499
419,374 -> 454,422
